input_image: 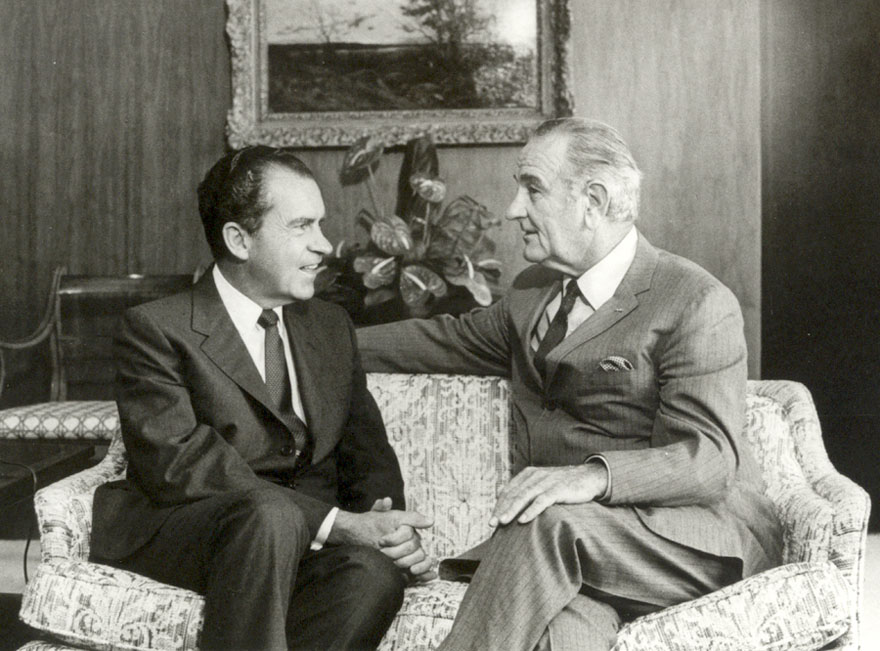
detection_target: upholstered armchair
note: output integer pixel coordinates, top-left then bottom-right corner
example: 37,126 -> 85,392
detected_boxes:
11,375 -> 869,651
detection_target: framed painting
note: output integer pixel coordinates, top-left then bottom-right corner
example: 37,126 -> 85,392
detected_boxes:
226,0 -> 573,148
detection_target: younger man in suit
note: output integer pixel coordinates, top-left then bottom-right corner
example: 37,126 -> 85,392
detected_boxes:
91,147 -> 433,650
357,118 -> 782,650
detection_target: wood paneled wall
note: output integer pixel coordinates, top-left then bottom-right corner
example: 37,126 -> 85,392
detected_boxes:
0,0 -> 761,404
762,0 -> 880,528
0,0 -> 228,402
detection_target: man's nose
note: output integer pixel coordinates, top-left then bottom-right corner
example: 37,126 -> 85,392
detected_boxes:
505,188 -> 526,222
311,230 -> 333,255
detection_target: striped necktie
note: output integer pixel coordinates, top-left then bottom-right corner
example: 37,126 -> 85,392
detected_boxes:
534,281 -> 583,378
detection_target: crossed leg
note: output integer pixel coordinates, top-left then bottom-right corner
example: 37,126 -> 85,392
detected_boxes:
438,502 -> 739,651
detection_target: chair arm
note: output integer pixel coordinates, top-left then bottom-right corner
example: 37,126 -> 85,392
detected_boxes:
35,436 -> 127,562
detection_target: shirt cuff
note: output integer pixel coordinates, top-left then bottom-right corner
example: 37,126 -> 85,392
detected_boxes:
584,454 -> 612,502
310,506 -> 339,551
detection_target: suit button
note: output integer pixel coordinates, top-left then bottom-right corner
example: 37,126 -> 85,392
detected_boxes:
280,445 -> 295,456
544,399 -> 558,411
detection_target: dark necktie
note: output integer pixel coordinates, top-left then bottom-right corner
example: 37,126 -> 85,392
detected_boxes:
257,309 -> 308,457
534,281 -> 583,378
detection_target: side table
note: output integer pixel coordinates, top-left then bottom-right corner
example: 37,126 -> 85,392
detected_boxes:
0,441 -> 96,512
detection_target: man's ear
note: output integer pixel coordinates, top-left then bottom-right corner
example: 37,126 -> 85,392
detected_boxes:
221,222 -> 251,261
585,180 -> 610,220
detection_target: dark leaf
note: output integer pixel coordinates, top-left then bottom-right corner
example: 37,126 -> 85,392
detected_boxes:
409,173 -> 447,203
429,196 -> 498,259
340,136 -> 384,182
399,265 -> 447,306
396,135 -> 439,220
353,255 -> 397,289
370,215 -> 414,255
364,287 -> 396,307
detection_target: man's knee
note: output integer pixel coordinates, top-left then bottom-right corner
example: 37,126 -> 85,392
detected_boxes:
212,487 -> 310,553
488,503 -> 612,567
339,546 -> 406,610
495,504 -> 582,544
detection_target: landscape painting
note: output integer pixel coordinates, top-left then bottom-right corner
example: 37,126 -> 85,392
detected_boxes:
226,0 -> 573,147
266,0 -> 539,113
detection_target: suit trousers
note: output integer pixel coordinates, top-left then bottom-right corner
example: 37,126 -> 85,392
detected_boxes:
438,502 -> 741,651
91,487 -> 405,651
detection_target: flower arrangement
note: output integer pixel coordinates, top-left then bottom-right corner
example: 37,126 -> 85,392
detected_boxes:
320,135 -> 502,320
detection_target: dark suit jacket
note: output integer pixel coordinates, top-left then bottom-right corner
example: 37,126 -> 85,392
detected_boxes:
92,270 -> 404,560
358,234 -> 781,577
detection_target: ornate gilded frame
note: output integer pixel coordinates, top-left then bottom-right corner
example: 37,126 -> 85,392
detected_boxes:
225,0 -> 573,148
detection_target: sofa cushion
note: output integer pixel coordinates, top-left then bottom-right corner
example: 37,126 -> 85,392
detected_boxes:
367,373 -> 511,560
378,580 -> 467,651
18,560 -> 203,651
612,561 -> 850,651
0,401 -> 118,441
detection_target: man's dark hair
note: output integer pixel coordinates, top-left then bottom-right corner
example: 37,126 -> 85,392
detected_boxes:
197,146 -> 316,260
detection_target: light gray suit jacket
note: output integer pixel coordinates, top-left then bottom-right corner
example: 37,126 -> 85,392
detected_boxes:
358,234 -> 781,577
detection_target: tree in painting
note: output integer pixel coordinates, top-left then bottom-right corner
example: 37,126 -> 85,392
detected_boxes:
266,0 -> 537,113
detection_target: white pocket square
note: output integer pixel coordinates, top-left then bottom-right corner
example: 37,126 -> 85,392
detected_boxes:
598,356 -> 634,372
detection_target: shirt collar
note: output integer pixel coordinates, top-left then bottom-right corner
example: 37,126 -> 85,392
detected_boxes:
212,265 -> 283,332
574,226 -> 638,310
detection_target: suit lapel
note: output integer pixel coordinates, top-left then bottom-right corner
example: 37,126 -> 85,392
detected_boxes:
191,270 -> 291,428
516,276 -> 564,386
543,234 -> 659,385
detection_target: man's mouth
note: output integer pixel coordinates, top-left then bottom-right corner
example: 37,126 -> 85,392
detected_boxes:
300,263 -> 323,274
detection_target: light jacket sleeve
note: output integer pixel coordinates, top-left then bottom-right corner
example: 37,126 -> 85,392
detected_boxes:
357,295 -> 512,377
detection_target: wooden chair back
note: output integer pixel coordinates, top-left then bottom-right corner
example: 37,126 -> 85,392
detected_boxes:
0,267 -> 196,401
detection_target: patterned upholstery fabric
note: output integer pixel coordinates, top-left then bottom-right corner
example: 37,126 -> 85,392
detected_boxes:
19,560 -> 203,651
16,376 -> 869,651
613,561 -> 850,651
34,436 -> 127,563
18,644 -> 80,651
376,581 -> 468,651
742,380 -> 870,651
0,401 -> 118,441
366,373 -> 511,561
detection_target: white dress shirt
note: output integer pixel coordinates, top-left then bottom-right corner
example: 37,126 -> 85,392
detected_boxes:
531,225 -> 639,349
213,265 -> 337,549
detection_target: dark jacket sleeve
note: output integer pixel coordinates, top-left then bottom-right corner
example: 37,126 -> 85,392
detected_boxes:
115,306 -> 332,538
334,317 -> 405,512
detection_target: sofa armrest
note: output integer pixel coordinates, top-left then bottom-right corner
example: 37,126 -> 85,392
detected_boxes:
35,435 -> 127,562
19,559 -> 203,651
613,562 -> 850,651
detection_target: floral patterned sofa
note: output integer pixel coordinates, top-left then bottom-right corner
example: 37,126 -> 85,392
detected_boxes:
4,374 -> 869,651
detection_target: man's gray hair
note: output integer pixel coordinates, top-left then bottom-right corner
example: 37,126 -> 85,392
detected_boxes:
534,118 -> 642,222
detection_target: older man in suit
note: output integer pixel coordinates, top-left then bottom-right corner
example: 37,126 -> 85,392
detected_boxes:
90,147 -> 434,650
357,118 -> 782,650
